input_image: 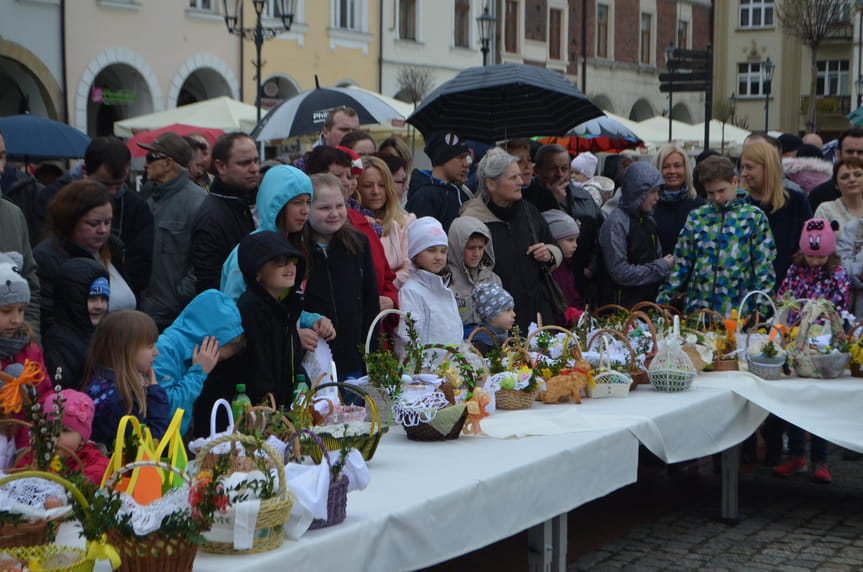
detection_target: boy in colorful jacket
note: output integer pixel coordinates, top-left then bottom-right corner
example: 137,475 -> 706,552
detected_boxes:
658,156 -> 776,315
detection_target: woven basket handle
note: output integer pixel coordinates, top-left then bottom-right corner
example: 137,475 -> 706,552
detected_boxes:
466,326 -> 497,346
737,290 -> 778,329
233,405 -> 300,455
525,325 -> 583,360
622,311 -> 658,356
629,301 -> 671,324
299,382 -> 380,436
210,398 -> 234,437
685,308 -> 726,332
364,309 -> 408,355
195,432 -> 288,500
103,459 -> 192,489
0,470 -> 92,516
284,428 -> 332,469
586,328 -> 637,368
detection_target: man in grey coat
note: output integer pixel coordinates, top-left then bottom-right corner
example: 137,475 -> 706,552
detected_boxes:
138,132 -> 207,330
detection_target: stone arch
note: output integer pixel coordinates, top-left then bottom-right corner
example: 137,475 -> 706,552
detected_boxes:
671,102 -> 693,124
261,73 -> 301,101
590,94 -> 614,113
0,37 -> 63,120
75,48 -> 162,135
629,98 -> 654,121
168,53 -> 240,108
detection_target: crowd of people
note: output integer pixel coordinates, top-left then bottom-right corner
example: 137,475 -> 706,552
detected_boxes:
1,111 -> 861,486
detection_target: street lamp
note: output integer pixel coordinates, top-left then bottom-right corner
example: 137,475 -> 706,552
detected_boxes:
665,42 -> 675,142
223,0 -> 296,122
476,5 -> 496,66
762,56 -> 774,132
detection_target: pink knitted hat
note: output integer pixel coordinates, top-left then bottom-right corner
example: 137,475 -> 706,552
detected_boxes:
45,390 -> 95,443
799,218 -> 836,256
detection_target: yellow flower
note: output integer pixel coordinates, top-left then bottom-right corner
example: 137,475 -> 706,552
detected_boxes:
49,455 -> 62,473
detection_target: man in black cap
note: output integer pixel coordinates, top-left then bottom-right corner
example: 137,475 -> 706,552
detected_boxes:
137,132 -> 207,329
405,131 -> 472,231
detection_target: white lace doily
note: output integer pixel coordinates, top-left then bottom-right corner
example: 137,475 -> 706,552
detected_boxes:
309,421 -> 372,439
116,483 -> 191,536
393,391 -> 450,427
0,471 -> 71,521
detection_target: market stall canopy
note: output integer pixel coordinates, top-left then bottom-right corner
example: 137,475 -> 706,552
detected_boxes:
537,112 -> 645,153
251,86 -> 405,142
407,63 -> 603,143
690,120 -> 751,152
0,114 -> 91,159
113,97 -> 257,138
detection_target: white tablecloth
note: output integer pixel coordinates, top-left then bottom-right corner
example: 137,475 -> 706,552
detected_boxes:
697,371 -> 863,453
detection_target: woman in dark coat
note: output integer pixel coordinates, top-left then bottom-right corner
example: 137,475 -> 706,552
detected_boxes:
652,144 -> 705,256
459,149 -> 562,331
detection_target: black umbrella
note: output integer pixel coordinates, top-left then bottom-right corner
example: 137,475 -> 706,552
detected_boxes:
0,114 -> 91,160
407,63 -> 603,143
251,86 -> 404,141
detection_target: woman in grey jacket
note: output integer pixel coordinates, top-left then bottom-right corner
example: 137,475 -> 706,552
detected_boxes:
598,162 -> 673,308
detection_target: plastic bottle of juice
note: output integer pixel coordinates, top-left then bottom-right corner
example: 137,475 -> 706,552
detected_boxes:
231,383 -> 251,421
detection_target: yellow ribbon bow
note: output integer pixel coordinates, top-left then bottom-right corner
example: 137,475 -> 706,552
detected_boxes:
86,534 -> 122,570
0,360 -> 45,414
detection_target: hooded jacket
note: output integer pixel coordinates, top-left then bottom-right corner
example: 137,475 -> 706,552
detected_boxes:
304,230 -> 380,376
44,258 -> 109,389
395,266 -> 464,361
405,168 -> 473,232
220,166 -> 312,300
0,199 -> 40,339
458,198 -> 562,331
783,156 -> 833,195
191,176 -> 256,293
657,192 -> 776,316
236,231 -> 306,409
598,162 -> 671,307
140,171 -> 207,330
446,216 -> 502,325
153,289 -> 244,435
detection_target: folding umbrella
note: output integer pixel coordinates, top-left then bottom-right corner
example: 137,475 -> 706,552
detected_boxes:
125,124 -> 224,158
251,86 -> 405,142
0,114 -> 91,159
407,63 -> 603,143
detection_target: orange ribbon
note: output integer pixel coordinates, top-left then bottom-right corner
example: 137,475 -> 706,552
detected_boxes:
0,360 -> 45,414
462,391 -> 491,435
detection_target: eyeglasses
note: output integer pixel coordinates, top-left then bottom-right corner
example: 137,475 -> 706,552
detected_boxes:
146,153 -> 168,163
272,255 -> 298,267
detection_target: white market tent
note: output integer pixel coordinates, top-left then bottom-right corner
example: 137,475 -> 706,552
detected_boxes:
113,96 -> 258,137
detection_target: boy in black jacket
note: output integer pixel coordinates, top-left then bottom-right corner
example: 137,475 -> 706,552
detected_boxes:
236,230 -> 306,409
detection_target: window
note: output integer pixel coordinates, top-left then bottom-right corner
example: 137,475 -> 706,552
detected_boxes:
640,13 -> 651,65
189,0 -> 213,9
817,60 -> 850,96
337,0 -> 357,30
739,0 -> 773,29
677,20 -> 688,50
597,4 -> 609,58
549,9 -> 562,60
737,62 -> 764,96
454,0 -> 470,47
504,1 -> 518,53
399,0 -> 416,40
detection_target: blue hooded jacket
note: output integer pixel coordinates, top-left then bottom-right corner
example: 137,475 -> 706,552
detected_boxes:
220,166 -> 311,296
153,289 -> 244,435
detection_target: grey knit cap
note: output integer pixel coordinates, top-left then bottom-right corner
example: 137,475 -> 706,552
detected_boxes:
0,252 -> 30,307
472,282 -> 514,324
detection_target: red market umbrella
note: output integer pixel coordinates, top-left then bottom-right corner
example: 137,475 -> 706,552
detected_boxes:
125,124 -> 223,157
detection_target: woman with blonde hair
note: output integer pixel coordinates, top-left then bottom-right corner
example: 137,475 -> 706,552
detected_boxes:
740,141 -> 813,287
357,155 -> 416,288
652,143 -> 704,255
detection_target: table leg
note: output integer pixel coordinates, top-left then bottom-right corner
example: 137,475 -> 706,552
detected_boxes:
527,513 -> 567,572
721,444 -> 740,524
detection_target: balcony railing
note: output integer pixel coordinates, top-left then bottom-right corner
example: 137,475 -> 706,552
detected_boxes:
800,95 -> 852,115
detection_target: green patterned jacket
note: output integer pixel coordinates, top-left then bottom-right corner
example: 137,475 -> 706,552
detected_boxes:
658,192 -> 776,316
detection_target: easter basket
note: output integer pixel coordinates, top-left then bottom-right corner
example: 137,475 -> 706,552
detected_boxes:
393,390 -> 468,441
790,299 -> 851,379
585,330 -> 635,397
362,309 -> 410,424
647,316 -> 697,392
0,471 -> 95,570
194,433 -> 292,554
686,308 -> 738,371
621,310 -> 659,386
300,382 -> 385,463
745,327 -> 787,380
591,304 -> 632,330
284,429 -> 348,530
491,344 -> 540,410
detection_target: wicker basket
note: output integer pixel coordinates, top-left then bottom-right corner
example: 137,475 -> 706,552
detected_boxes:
106,529 -> 197,572
585,330 -> 635,397
495,387 -> 540,410
713,357 -> 740,371
622,310 -> 659,388
300,382 -> 385,462
647,315 -> 696,392
745,329 -> 786,380
199,404 -> 298,473
284,429 -> 348,530
591,304 -> 632,329
0,470 -> 100,570
810,352 -> 852,379
195,434 -> 292,554
648,368 -> 695,392
403,406 -> 468,441
790,300 -> 849,379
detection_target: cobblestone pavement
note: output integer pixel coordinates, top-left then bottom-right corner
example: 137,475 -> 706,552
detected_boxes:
568,445 -> 863,571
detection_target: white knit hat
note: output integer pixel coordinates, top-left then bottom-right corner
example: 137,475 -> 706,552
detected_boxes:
0,252 -> 29,308
408,217 -> 448,260
570,152 -> 598,178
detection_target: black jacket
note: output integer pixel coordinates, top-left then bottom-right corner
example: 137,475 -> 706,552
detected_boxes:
39,172 -> 153,297
405,169 -> 472,232
747,188 -> 813,289
33,235 -> 126,335
43,258 -> 109,389
559,183 -> 605,306
304,230 -> 380,376
1,170 -> 43,246
808,179 -> 840,213
654,191 -> 706,257
191,176 -> 256,293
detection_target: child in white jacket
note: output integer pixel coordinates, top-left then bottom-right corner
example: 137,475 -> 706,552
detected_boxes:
395,217 -> 464,365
